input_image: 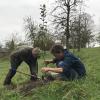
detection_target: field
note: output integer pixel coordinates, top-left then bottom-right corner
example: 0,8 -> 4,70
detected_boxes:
0,47 -> 100,100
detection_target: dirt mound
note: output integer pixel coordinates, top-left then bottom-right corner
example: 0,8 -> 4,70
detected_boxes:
18,80 -> 45,96
4,78 -> 52,96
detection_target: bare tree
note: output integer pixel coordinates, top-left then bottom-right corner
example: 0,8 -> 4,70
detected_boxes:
0,43 -> 2,48
51,0 -> 83,50
6,39 -> 16,51
5,33 -> 23,52
96,33 -> 100,45
70,12 -> 94,51
24,5 -> 54,50
24,16 -> 38,46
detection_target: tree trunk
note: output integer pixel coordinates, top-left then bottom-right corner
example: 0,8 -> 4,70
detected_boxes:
77,15 -> 81,52
65,5 -> 70,50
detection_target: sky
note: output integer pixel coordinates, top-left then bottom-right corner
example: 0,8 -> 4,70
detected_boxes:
85,0 -> 100,32
0,0 -> 100,45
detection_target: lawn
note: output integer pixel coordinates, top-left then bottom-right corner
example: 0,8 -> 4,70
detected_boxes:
0,47 -> 100,100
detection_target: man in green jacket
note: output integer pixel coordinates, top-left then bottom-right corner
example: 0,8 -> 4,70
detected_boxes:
4,47 -> 40,85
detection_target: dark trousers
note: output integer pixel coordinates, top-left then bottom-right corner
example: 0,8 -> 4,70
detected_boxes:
4,56 -> 38,85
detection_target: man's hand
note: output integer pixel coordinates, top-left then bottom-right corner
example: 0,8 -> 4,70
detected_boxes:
41,67 -> 63,73
44,60 -> 52,65
41,67 -> 50,73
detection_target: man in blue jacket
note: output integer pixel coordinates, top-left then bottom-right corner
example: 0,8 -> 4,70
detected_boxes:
41,45 -> 86,80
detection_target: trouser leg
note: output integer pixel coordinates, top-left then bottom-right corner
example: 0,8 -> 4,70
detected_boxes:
4,55 -> 22,85
64,68 -> 78,81
4,68 -> 17,85
43,69 -> 78,81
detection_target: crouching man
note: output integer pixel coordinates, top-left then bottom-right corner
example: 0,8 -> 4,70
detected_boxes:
41,45 -> 86,81
4,47 -> 40,85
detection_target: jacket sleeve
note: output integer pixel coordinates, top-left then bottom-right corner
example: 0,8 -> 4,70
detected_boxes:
57,57 -> 72,73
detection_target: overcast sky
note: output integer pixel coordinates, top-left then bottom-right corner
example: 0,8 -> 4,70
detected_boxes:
0,0 -> 100,44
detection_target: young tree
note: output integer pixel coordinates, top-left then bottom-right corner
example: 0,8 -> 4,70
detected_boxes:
39,4 -> 47,50
40,4 -> 47,31
34,4 -> 47,50
34,4 -> 55,50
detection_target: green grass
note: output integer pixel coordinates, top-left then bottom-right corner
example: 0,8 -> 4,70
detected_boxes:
0,47 -> 100,100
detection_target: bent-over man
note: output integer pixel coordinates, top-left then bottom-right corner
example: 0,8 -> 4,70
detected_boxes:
4,47 -> 40,85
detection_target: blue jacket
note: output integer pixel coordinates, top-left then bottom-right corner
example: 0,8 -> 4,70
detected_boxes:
53,50 -> 86,77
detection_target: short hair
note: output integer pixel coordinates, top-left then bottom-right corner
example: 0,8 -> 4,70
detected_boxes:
33,47 -> 41,54
50,45 -> 64,54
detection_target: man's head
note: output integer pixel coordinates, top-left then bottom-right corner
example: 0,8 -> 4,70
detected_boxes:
32,47 -> 41,58
50,45 -> 64,60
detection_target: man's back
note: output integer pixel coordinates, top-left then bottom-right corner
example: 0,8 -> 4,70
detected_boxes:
63,50 -> 86,77
10,47 -> 34,61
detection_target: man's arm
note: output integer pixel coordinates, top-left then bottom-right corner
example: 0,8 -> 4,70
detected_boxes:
41,67 -> 63,73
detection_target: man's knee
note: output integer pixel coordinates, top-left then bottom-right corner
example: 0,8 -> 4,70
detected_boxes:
69,69 -> 78,80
